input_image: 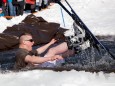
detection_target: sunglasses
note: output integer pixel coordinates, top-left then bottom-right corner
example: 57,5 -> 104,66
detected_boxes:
25,39 -> 34,42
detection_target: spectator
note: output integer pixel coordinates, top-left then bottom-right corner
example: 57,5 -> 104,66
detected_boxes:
17,0 -> 24,16
12,0 -> 19,16
7,0 -> 16,16
43,0 -> 48,8
25,0 -> 36,13
0,8 -> 4,16
1,0 -> 8,16
38,0 -> 48,11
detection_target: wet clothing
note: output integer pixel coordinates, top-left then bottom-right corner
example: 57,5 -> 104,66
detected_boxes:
14,42 -> 69,70
14,48 -> 39,70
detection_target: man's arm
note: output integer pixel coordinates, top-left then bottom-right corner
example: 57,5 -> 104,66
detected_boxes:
25,55 -> 63,64
36,39 -> 56,54
25,55 -> 52,64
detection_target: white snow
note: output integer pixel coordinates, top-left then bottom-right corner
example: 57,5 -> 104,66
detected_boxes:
0,0 -> 115,86
0,0 -> 115,35
0,70 -> 115,86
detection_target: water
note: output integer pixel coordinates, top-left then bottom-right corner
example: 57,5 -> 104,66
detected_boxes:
0,38 -> 115,72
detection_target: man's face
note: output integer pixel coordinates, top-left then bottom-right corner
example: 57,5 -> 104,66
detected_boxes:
24,35 -> 34,51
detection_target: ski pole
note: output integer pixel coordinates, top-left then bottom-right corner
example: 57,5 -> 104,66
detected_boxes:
60,7 -> 65,27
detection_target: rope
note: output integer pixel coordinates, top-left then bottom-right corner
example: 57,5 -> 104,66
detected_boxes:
60,7 -> 65,27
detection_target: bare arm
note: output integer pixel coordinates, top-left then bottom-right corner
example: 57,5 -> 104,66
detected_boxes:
25,55 -> 52,64
25,55 -> 63,64
36,39 -> 56,54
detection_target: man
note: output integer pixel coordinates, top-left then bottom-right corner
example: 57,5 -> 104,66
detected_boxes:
14,33 -> 68,69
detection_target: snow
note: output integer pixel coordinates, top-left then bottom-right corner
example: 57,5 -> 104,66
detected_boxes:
0,0 -> 115,35
0,0 -> 115,86
0,70 -> 115,86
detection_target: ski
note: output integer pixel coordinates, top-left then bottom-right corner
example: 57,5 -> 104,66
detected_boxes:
56,0 -> 115,60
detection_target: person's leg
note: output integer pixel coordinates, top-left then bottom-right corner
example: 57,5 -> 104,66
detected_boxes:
8,2 -> 14,16
39,0 -> 43,6
16,2 -> 20,16
41,0 -> 44,8
31,4 -> 36,13
38,0 -> 42,10
44,0 -> 48,8
16,3 -> 19,15
17,1 -> 24,16
19,1 -> 24,15
48,0 -> 52,5
12,5 -> 16,16
44,42 -> 68,57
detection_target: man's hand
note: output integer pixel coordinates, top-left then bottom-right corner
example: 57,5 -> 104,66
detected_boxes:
51,55 -> 63,61
49,39 -> 57,45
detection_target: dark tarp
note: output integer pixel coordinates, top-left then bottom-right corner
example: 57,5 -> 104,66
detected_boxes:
0,14 -> 67,52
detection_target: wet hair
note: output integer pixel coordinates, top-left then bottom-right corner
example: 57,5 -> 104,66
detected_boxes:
19,33 -> 32,39
19,33 -> 32,43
